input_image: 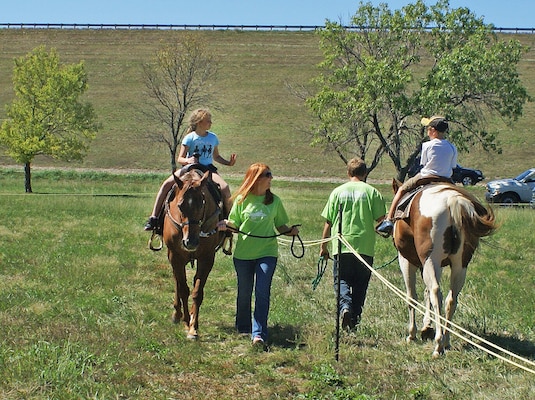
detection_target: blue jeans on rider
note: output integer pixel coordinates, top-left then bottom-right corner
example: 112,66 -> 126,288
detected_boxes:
333,253 -> 373,326
233,256 -> 277,342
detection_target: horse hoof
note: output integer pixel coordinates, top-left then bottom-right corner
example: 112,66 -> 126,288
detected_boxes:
421,327 -> 435,341
406,336 -> 416,344
432,350 -> 444,359
187,333 -> 198,340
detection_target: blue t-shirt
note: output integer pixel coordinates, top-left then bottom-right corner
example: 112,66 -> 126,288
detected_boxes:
182,131 -> 219,166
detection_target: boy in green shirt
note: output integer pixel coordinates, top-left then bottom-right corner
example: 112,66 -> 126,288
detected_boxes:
320,158 -> 387,331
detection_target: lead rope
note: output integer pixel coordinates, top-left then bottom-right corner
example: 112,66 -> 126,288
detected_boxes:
312,256 -> 331,290
226,224 -> 304,259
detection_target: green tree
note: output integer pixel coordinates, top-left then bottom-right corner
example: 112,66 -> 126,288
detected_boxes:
142,33 -> 218,172
306,0 -> 530,180
0,46 -> 99,192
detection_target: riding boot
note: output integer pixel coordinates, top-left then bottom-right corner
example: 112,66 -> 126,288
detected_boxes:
375,219 -> 394,237
144,216 -> 159,231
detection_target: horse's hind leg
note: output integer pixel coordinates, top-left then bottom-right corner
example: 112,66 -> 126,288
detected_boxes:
420,287 -> 436,341
421,256 -> 445,358
443,260 -> 467,350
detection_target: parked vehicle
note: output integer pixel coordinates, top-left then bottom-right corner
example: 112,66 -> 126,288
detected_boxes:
485,168 -> 535,204
452,165 -> 485,186
530,188 -> 535,209
407,163 -> 484,186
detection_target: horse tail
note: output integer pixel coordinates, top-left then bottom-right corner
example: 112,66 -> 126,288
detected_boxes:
447,189 -> 497,239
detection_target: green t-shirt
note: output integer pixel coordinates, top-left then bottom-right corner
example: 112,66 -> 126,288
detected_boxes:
321,181 -> 387,257
228,193 -> 289,260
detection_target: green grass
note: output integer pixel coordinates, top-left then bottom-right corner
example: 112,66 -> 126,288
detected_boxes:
0,29 -> 534,181
0,28 -> 534,398
0,169 -> 534,399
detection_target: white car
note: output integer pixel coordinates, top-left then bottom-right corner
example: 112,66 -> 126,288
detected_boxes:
485,168 -> 535,204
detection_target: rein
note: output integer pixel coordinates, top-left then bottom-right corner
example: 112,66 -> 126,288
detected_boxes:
226,224 -> 304,259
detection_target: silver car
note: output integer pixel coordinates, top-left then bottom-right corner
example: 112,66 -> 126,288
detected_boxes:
485,168 -> 535,204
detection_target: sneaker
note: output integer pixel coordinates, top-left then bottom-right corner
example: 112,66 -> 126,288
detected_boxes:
144,216 -> 159,231
252,336 -> 267,351
252,336 -> 264,345
375,219 -> 394,237
341,309 -> 351,331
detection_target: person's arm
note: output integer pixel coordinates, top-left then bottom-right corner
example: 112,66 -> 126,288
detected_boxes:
320,221 -> 332,259
177,144 -> 197,165
212,145 -> 237,166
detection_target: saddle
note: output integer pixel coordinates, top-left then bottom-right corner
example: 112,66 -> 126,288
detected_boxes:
393,186 -> 425,220
393,177 -> 453,220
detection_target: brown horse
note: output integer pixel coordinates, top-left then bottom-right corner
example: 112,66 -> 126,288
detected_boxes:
392,180 -> 496,357
162,168 -> 226,339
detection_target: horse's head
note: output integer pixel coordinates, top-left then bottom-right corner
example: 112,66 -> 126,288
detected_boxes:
172,170 -> 210,252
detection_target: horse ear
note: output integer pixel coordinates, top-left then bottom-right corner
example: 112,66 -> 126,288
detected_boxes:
173,172 -> 184,189
392,178 -> 402,194
200,170 -> 210,183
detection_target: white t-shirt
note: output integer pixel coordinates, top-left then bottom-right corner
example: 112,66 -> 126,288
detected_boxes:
420,138 -> 458,178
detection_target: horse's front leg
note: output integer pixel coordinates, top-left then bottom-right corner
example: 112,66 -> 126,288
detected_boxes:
169,252 -> 190,330
399,255 -> 418,343
421,256 -> 444,358
186,255 -> 215,340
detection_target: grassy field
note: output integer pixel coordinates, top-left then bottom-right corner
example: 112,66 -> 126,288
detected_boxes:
0,28 -> 534,181
0,169 -> 534,399
0,27 -> 534,399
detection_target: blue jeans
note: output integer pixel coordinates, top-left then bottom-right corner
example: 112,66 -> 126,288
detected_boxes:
333,253 -> 373,325
233,256 -> 277,341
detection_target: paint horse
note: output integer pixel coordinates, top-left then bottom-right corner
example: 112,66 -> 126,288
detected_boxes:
162,168 -> 226,339
392,180 -> 496,357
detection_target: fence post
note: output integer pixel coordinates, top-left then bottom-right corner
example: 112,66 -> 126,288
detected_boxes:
335,203 -> 342,361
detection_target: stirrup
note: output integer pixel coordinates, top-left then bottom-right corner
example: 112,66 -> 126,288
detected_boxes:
148,231 -> 163,251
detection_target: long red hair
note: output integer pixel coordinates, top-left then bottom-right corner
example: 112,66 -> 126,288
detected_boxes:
232,162 -> 273,205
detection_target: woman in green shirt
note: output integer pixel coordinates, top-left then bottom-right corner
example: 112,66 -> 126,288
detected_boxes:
218,162 -> 299,348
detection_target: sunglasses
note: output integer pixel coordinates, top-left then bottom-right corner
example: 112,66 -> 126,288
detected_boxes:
261,171 -> 273,178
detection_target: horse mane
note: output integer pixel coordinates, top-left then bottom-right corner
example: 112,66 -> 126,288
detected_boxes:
181,170 -> 207,186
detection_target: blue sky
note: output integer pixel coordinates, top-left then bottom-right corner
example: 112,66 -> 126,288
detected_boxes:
2,0 -> 534,29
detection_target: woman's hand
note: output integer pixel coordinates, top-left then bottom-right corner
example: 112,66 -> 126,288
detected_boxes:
217,219 -> 228,231
279,224 -> 300,236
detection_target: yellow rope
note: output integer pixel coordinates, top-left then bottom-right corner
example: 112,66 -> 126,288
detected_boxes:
337,234 -> 535,375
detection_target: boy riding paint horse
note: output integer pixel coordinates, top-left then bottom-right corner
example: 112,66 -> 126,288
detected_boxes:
376,116 -> 457,237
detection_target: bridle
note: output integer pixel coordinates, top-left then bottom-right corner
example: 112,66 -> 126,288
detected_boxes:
166,174 -> 222,237
165,189 -> 221,238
